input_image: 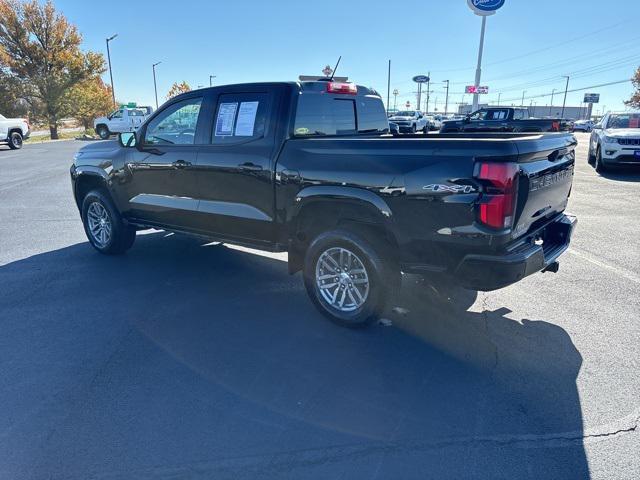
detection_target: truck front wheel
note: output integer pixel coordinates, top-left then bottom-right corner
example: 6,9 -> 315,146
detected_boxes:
303,230 -> 392,328
96,125 -> 110,140
8,131 -> 23,149
81,189 -> 136,254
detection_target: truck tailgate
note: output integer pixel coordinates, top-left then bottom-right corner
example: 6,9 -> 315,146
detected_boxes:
513,133 -> 577,237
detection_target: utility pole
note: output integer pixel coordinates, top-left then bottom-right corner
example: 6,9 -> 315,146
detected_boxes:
521,90 -> 526,108
152,61 -> 161,109
549,88 -> 557,116
472,16 -> 487,112
106,34 -> 118,108
209,75 -> 216,87
497,92 -> 501,106
561,75 -> 570,118
443,80 -> 449,115
393,89 -> 398,111
386,60 -> 391,113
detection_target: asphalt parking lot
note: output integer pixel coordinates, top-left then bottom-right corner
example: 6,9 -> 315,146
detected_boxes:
1,133 -> 639,479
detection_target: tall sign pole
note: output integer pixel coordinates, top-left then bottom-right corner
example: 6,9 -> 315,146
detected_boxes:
467,0 -> 505,112
152,61 -> 161,109
413,75 -> 430,113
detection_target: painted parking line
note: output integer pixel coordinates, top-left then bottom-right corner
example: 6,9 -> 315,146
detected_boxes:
568,248 -> 640,284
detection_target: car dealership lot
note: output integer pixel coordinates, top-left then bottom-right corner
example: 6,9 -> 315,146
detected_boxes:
0,134 -> 638,479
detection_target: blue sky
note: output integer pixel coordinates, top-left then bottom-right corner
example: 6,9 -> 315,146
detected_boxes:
56,0 -> 639,113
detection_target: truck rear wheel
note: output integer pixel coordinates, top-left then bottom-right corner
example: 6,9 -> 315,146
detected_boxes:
303,230 -> 392,328
96,125 -> 110,140
81,189 -> 136,254
8,131 -> 23,149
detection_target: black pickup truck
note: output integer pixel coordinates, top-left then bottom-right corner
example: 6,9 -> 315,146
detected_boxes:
70,80 -> 577,327
440,107 -> 570,133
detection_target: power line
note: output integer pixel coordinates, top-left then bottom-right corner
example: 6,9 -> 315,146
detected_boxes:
497,79 -> 631,104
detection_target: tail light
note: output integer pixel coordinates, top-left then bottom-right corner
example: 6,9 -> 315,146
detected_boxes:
326,82 -> 357,95
551,121 -> 560,131
474,162 -> 519,229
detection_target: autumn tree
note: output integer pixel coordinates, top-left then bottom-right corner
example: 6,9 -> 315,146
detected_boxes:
0,0 -> 105,138
625,67 -> 640,109
166,81 -> 191,100
63,76 -> 113,129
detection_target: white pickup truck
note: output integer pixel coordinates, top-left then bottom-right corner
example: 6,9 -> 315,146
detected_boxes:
0,113 -> 30,149
94,106 -> 153,140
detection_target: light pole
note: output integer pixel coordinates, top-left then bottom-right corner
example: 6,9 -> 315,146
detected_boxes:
152,61 -> 161,109
209,75 -> 216,87
393,89 -> 399,111
521,90 -> 526,108
106,34 -> 118,108
443,80 -> 449,115
497,92 -> 501,106
386,60 -> 391,113
561,75 -> 570,118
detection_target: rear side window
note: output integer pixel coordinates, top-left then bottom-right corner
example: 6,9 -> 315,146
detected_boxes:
211,92 -> 269,144
487,109 -> 508,120
294,95 -> 358,136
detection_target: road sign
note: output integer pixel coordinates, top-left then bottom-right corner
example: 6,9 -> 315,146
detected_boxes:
405,101 -> 411,108
467,0 -> 506,16
584,93 -> 600,104
465,85 -> 489,94
413,75 -> 430,83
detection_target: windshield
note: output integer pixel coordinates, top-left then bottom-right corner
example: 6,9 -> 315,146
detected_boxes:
393,111 -> 416,117
606,114 -> 640,129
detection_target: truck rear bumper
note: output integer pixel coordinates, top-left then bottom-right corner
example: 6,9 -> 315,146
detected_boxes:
452,213 -> 577,291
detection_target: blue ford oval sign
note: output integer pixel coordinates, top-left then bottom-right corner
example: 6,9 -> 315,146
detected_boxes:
413,75 -> 430,83
467,0 -> 505,16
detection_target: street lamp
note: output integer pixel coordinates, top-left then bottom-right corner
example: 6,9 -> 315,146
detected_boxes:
209,75 -> 216,87
393,89 -> 399,111
152,61 -> 161,109
521,90 -> 526,108
106,34 -> 118,108
497,92 -> 501,106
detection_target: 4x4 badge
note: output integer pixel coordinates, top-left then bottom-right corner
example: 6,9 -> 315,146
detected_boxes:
423,184 -> 476,194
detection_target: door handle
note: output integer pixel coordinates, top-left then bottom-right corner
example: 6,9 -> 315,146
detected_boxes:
172,159 -> 191,169
239,162 -> 263,172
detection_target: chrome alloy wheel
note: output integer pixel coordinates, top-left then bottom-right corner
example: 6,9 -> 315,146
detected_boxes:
86,201 -> 112,248
315,247 -> 370,312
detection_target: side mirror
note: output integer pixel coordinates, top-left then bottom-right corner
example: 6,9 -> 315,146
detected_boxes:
464,115 -> 471,123
119,132 -> 137,148
592,124 -> 602,130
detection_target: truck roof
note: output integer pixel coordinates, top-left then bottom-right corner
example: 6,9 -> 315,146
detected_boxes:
189,81 -> 380,97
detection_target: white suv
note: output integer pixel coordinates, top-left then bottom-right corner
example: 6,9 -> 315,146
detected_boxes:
588,112 -> 640,172
0,113 -> 30,150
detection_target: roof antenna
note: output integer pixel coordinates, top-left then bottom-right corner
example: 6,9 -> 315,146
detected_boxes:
329,56 -> 341,81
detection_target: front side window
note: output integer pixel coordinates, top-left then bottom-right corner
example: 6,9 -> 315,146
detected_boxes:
486,109 -> 508,120
470,111 -> 487,120
144,97 -> 202,145
111,110 -> 123,119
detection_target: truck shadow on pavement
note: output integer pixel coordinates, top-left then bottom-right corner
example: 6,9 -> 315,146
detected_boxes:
0,232 -> 588,479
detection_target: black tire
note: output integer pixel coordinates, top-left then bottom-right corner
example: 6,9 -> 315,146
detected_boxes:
422,125 -> 428,134
587,143 -> 595,165
303,229 -> 395,328
7,131 -> 23,149
411,124 -> 417,134
594,146 -> 607,173
96,125 -> 110,140
81,189 -> 136,254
